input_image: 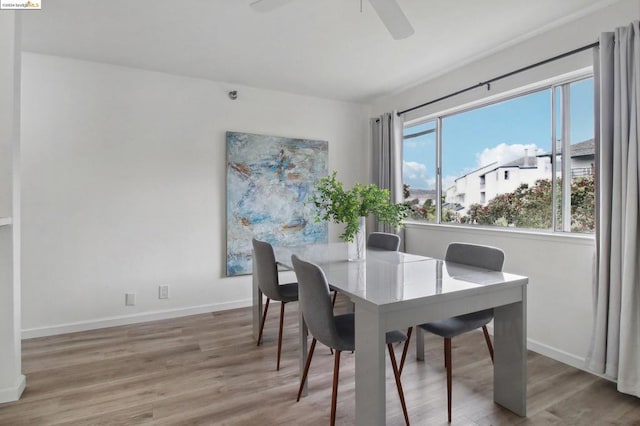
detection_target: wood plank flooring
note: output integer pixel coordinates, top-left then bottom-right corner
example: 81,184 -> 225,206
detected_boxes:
1,297 -> 639,425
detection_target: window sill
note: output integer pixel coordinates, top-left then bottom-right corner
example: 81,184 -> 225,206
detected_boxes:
0,217 -> 12,227
404,220 -> 595,246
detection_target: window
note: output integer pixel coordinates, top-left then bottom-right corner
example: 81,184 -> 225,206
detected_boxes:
403,120 -> 437,222
403,75 -> 594,233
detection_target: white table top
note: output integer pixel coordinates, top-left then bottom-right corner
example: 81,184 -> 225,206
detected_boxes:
274,242 -> 528,310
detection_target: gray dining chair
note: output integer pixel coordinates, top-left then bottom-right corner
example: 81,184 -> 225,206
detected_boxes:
403,242 -> 504,422
252,238 -> 299,371
291,255 -> 410,426
367,231 -> 401,251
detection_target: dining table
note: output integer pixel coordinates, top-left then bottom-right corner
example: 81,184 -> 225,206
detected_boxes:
252,242 -> 528,426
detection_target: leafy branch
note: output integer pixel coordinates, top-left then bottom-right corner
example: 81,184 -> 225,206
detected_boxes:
312,171 -> 409,242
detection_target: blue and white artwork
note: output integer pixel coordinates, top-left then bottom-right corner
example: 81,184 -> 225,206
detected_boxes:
226,131 -> 328,276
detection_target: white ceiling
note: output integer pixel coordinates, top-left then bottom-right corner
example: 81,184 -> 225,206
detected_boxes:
20,0 -> 616,102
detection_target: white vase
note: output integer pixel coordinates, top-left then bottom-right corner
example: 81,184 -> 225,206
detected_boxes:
348,216 -> 366,261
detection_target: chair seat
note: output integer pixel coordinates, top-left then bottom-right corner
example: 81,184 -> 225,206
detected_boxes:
418,309 -> 494,339
333,313 -> 407,352
278,283 -> 299,302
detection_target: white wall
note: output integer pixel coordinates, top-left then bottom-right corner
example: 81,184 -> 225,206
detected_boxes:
20,53 -> 370,337
371,0 -> 640,369
0,12 -> 25,403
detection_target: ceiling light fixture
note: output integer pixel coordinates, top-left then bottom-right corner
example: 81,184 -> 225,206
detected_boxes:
250,0 -> 415,40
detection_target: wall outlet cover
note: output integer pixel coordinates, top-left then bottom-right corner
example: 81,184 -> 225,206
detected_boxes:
125,293 -> 136,306
159,285 -> 169,299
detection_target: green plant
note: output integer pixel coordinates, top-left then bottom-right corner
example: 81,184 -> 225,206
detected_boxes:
312,171 -> 409,242
457,176 -> 594,232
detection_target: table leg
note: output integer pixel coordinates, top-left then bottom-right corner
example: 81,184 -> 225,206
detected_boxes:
252,268 -> 263,341
493,287 -> 527,416
354,304 -> 385,426
299,308 -> 308,397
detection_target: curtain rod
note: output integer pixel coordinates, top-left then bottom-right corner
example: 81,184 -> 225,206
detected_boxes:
397,41 -> 600,116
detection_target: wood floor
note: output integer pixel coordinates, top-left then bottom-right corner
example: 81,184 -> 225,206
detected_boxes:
1,297 -> 639,425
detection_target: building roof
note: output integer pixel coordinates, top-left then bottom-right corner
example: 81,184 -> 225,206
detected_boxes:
496,156 -> 538,169
479,155 -> 538,176
480,139 -> 595,176
539,138 -> 595,158
567,139 -> 595,157
453,139 -> 595,182
454,161 -> 497,182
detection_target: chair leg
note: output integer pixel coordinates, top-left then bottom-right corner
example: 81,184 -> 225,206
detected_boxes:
257,298 -> 270,346
445,337 -> 452,423
399,326 -> 413,376
482,325 -> 494,363
276,301 -> 285,371
388,344 -> 410,426
330,350 -> 341,426
443,338 -> 448,368
329,292 -> 337,355
297,338 -> 317,402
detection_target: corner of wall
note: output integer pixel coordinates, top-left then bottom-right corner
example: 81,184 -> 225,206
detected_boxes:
0,375 -> 25,404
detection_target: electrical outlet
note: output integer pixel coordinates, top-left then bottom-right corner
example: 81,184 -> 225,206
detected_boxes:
159,285 -> 169,299
125,293 -> 136,306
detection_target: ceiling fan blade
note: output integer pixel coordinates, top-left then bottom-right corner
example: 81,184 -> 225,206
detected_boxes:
250,0 -> 296,13
368,0 -> 415,40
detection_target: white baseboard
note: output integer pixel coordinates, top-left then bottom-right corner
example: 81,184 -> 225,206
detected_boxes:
485,325 -> 613,380
485,325 -> 587,369
21,299 -> 252,339
0,374 -> 26,404
526,338 -> 614,382
525,338 -> 586,370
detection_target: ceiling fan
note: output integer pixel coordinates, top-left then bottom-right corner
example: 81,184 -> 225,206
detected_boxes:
250,0 -> 415,40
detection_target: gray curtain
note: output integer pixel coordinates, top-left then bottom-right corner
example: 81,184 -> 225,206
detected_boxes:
371,112 -> 403,237
586,21 -> 640,398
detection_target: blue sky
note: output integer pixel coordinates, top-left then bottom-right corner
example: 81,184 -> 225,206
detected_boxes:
403,77 -> 594,190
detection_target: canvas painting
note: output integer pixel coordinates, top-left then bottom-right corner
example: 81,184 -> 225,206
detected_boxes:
226,131 -> 328,276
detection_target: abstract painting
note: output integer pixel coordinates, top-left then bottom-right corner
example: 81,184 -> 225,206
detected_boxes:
226,131 -> 328,276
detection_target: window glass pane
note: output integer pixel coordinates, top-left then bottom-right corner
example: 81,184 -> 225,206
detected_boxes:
568,78 -> 595,233
403,120 -> 437,222
441,89 -> 553,228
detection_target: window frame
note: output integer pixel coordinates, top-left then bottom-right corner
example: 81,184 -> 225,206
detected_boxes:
402,70 -> 595,234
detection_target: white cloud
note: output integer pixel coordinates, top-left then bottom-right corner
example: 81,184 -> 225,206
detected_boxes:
403,161 -> 430,188
403,161 -> 427,179
476,143 -> 539,168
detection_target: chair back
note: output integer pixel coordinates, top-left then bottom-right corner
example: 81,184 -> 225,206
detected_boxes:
367,232 -> 401,251
445,242 -> 504,271
252,238 -> 283,300
291,255 -> 342,349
